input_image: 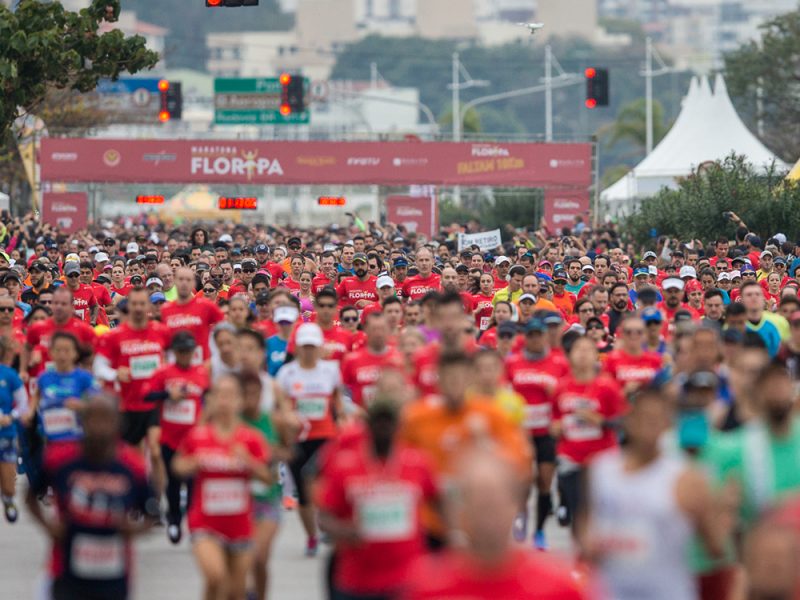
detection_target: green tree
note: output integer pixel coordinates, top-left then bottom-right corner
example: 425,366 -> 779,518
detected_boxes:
622,154 -> 796,245
725,9 -> 800,161
438,106 -> 482,135
0,0 -> 159,135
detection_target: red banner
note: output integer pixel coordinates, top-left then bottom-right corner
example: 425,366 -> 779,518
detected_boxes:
386,195 -> 438,238
41,192 -> 88,234
543,188 -> 591,231
40,139 -> 592,188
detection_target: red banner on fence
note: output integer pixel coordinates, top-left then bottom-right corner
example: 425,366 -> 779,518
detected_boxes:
41,193 -> 88,234
386,195 -> 438,238
40,139 -> 592,188
543,188 -> 591,231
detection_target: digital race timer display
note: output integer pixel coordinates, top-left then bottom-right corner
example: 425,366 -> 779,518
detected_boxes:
218,197 -> 258,210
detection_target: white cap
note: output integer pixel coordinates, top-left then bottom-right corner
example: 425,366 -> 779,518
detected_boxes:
519,293 -> 537,303
65,253 -> 80,263
376,275 -> 395,289
295,323 -> 324,347
662,277 -> 685,291
323,243 -> 337,252
730,269 -> 742,279
581,264 -> 595,272
233,263 -> 242,271
88,246 -> 99,253
218,234 -> 233,244
761,250 -> 773,258
717,272 -> 731,281
126,242 -> 139,254
679,266 -> 697,279
494,256 -> 511,266
274,306 -> 299,324
95,252 -> 109,263
774,233 -> 787,244
643,251 -> 657,260
648,265 -> 658,276
146,277 -> 163,287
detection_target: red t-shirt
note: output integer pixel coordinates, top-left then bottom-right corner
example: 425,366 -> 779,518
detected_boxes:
312,274 -> 334,295
401,274 -> 441,301
179,424 -> 270,541
317,442 -> 438,595
90,283 -> 112,307
280,278 -> 302,292
602,349 -> 662,395
26,317 -> 96,378
160,296 -> 225,363
472,294 -> 495,331
506,351 -> 570,436
146,363 -> 209,449
69,283 -> 97,323
337,276 -> 378,307
341,347 -> 405,407
493,275 -> 509,290
402,548 -> 589,599
261,262 -> 285,287
412,339 -> 478,396
97,322 -> 170,412
552,374 -> 623,465
253,319 -> 278,339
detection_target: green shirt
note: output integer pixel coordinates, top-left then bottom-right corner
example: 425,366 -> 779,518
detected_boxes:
243,412 -> 282,504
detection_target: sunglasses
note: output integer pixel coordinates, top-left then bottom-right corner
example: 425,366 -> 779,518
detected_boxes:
342,317 -> 359,323
242,268 -> 256,274
587,325 -> 604,331
38,300 -> 52,305
203,288 -> 216,294
66,273 -> 80,278
0,307 -> 14,313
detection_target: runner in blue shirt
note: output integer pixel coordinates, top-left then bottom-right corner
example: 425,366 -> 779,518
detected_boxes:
0,336 -> 28,523
32,332 -> 99,446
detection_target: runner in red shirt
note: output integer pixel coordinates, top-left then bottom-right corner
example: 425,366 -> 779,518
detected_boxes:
341,312 -> 405,408
312,251 -> 338,294
63,261 -> 98,325
288,288 -> 353,364
94,288 -> 170,493
173,374 -> 272,600
552,336 -> 624,532
160,267 -> 224,364
657,277 -> 700,338
143,331 -> 210,545
24,287 -> 96,387
401,248 -> 441,301
402,450 -> 588,600
318,398 -> 440,600
472,273 -> 496,331
505,316 -> 569,549
602,314 -> 663,401
337,253 -> 378,309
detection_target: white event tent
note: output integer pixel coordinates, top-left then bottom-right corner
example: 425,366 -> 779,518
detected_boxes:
602,74 -> 788,215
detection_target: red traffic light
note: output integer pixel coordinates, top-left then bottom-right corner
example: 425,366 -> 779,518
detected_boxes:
585,98 -> 598,109
585,67 -> 596,79
159,110 -> 171,122
158,79 -> 170,92
207,0 -> 223,5
279,73 -> 291,86
279,104 -> 291,115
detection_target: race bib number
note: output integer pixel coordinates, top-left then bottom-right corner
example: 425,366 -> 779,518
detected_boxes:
202,479 -> 248,516
524,403 -> 551,430
71,534 -> 125,579
42,408 -> 79,436
356,486 -> 415,542
191,346 -> 204,366
296,396 -> 328,420
598,520 -> 653,565
162,400 -> 196,425
129,354 -> 160,380
563,414 -> 602,441
479,316 -> 491,331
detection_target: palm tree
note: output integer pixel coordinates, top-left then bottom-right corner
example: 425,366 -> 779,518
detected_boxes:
600,98 -> 670,155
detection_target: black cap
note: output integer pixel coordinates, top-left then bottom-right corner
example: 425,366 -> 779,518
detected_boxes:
353,253 -> 368,263
171,331 -> 197,352
288,236 -> 302,247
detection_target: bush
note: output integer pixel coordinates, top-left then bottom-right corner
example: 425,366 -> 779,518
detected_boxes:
622,154 -> 796,245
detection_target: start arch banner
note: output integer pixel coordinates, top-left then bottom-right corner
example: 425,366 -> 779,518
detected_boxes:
40,138 -> 592,188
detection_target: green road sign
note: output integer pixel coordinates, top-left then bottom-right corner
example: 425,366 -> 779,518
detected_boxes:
214,78 -> 310,125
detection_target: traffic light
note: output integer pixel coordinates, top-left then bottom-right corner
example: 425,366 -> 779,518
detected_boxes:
279,73 -> 306,115
585,67 -> 609,108
206,0 -> 259,6
158,80 -> 182,122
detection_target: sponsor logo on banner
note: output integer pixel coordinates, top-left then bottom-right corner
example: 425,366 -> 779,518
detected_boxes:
42,193 -> 88,234
457,229 -> 503,252
386,195 -> 437,238
52,152 -> 78,162
543,188 -> 590,228
190,145 -> 284,181
396,207 -> 423,216
103,150 -> 121,167
347,157 -> 381,166
392,157 -> 428,167
296,155 -> 336,167
471,144 -> 510,157
549,159 -> 587,169
143,152 -> 177,165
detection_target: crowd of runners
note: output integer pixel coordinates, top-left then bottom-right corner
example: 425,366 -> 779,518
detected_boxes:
1,209 -> 800,599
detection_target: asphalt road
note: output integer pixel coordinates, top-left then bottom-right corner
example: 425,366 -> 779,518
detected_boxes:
1,484 -> 572,599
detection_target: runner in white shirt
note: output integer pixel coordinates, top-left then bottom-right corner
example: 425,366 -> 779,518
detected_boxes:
275,323 -> 343,556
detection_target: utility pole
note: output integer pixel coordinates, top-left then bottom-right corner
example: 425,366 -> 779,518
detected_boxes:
370,62 -> 378,90
452,52 -> 461,142
545,45 -> 553,142
645,37 -> 653,155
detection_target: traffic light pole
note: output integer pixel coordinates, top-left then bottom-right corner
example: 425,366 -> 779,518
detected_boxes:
545,45 -> 552,142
